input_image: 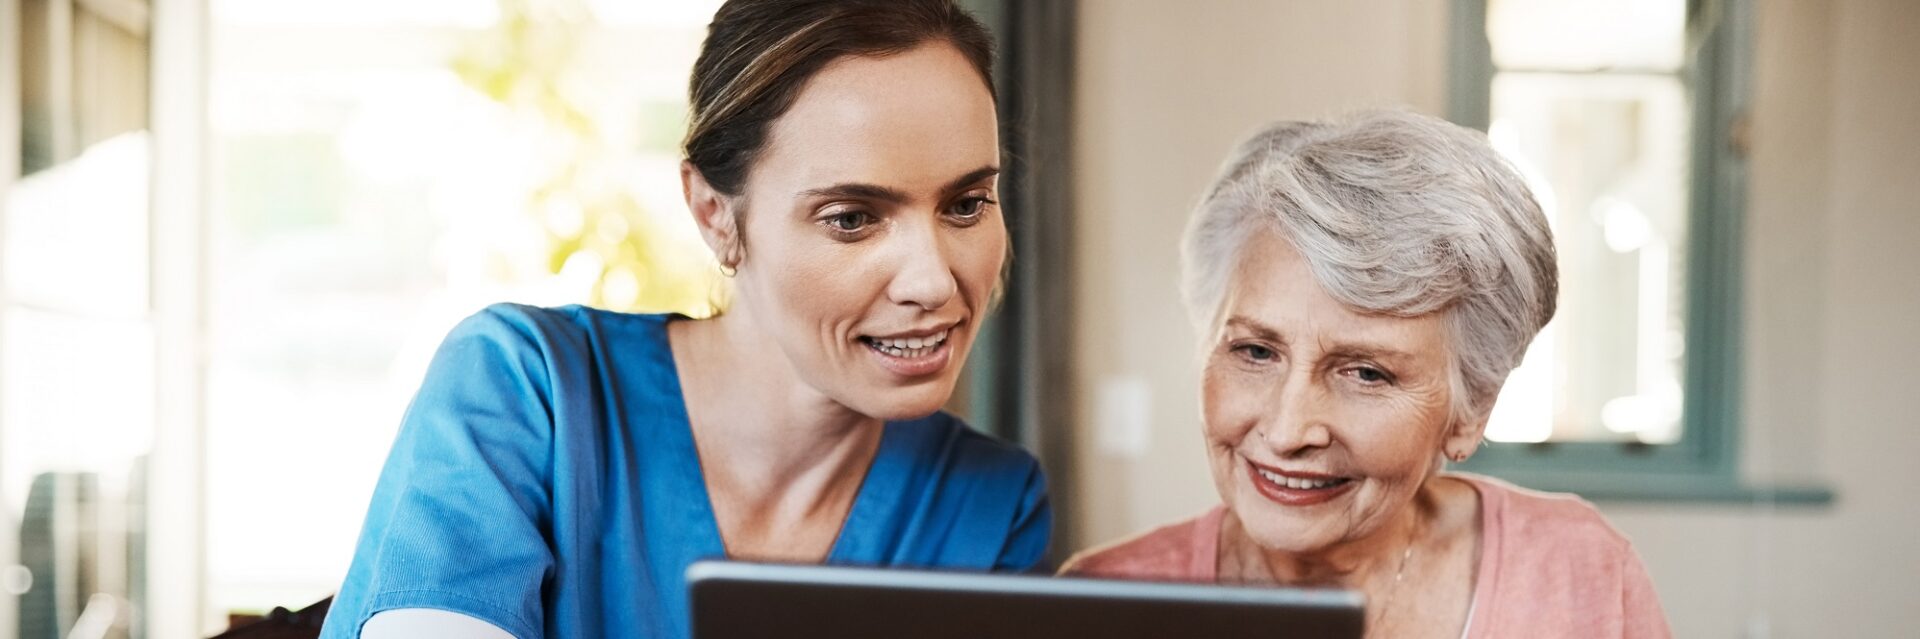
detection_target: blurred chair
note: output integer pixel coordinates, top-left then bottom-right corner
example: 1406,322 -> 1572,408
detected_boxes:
14,461 -> 146,639
207,598 -> 331,639
17,472 -> 101,639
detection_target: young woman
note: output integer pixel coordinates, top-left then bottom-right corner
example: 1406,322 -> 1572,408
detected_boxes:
321,2 -> 1049,637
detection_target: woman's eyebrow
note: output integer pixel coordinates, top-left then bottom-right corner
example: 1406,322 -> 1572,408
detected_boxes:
1225,316 -> 1419,362
941,165 -> 1000,194
794,166 -> 999,203
797,182 -> 911,203
1322,343 -> 1418,364
1224,316 -> 1286,343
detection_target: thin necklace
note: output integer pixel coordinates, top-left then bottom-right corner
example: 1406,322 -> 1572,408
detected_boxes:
1368,526 -> 1418,634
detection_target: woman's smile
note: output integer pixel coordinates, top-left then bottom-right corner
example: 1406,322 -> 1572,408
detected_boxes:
1246,458 -> 1358,507
858,323 -> 960,378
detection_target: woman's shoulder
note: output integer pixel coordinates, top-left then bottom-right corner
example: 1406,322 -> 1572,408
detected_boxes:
441,303 -> 678,367
421,303 -> 684,416
1453,472 -> 1635,556
1058,507 -> 1224,582
455,302 -> 670,345
1449,473 -> 1671,636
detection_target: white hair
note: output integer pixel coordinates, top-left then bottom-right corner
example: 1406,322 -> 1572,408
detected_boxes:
1182,110 -> 1558,423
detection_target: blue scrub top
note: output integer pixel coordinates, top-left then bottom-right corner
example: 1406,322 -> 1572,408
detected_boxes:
321,304 -> 1052,639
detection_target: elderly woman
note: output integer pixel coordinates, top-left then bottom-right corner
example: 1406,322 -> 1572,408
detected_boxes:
1061,111 -> 1670,638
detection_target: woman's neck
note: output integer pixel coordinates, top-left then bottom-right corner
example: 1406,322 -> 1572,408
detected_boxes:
680,306 -> 878,445
668,304 -> 884,534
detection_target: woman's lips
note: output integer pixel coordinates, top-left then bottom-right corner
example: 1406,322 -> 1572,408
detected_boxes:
860,328 -> 955,378
1247,459 -> 1356,507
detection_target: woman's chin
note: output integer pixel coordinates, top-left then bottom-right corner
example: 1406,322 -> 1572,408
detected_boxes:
842,381 -> 958,422
1239,519 -> 1319,554
1231,492 -> 1350,554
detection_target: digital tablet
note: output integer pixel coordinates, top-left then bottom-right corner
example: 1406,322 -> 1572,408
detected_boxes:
687,560 -> 1365,639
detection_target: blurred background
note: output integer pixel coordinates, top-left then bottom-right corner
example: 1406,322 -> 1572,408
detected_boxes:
0,0 -> 1914,637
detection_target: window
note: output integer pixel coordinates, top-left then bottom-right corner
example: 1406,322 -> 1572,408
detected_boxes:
1449,0 -> 1826,501
6,0 -> 734,634
2,1 -> 154,636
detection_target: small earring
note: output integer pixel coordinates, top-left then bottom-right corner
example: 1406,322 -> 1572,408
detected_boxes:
717,245 -> 741,277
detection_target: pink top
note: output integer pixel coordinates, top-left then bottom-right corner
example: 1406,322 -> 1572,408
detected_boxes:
1060,473 -> 1671,638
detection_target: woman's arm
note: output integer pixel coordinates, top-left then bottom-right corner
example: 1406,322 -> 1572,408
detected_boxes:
320,306 -> 562,639
363,609 -> 516,639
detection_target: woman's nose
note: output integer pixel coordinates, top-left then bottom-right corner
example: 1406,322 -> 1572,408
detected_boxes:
1261,375 -> 1335,454
885,221 -> 959,311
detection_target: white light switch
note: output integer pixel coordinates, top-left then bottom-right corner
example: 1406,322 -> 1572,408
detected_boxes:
1097,377 -> 1152,458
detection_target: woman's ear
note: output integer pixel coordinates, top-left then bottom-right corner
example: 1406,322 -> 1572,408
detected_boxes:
1441,403 -> 1491,464
682,161 -> 742,271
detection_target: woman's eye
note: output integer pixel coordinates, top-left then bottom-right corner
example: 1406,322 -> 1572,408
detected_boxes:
1232,344 -> 1277,362
947,194 -> 996,220
1348,366 -> 1393,385
824,210 -> 873,233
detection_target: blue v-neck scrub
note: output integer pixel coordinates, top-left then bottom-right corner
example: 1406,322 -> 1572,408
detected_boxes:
321,304 -> 1053,639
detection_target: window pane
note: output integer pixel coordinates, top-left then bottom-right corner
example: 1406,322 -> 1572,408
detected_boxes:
1,309 -> 156,503
2,134 -> 150,317
5,5 -> 153,637
1488,0 -> 1686,71
1483,71 -> 1691,445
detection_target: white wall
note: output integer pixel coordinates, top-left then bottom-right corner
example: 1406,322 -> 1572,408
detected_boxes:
1068,1 -> 1920,635
1604,1 -> 1920,636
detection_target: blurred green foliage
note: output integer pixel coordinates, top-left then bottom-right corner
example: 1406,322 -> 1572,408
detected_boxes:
451,0 -> 723,316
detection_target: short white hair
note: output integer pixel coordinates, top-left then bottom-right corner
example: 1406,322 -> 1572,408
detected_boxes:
1182,110 -> 1558,422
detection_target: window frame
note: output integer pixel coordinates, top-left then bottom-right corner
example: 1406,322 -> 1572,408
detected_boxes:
0,0 -> 21,633
149,0 -> 213,635
1446,0 -> 1829,503
954,0 -> 1080,558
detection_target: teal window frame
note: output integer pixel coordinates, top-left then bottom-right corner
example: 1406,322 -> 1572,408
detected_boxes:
1446,0 -> 1829,503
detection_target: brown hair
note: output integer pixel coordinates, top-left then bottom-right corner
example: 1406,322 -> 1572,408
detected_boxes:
683,0 -> 997,197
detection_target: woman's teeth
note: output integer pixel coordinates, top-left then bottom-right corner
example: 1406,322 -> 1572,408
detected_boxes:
1257,468 -> 1347,490
866,329 -> 950,359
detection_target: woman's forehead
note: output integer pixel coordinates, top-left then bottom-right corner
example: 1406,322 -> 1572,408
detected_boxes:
1223,231 -> 1450,359
753,43 -> 998,199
